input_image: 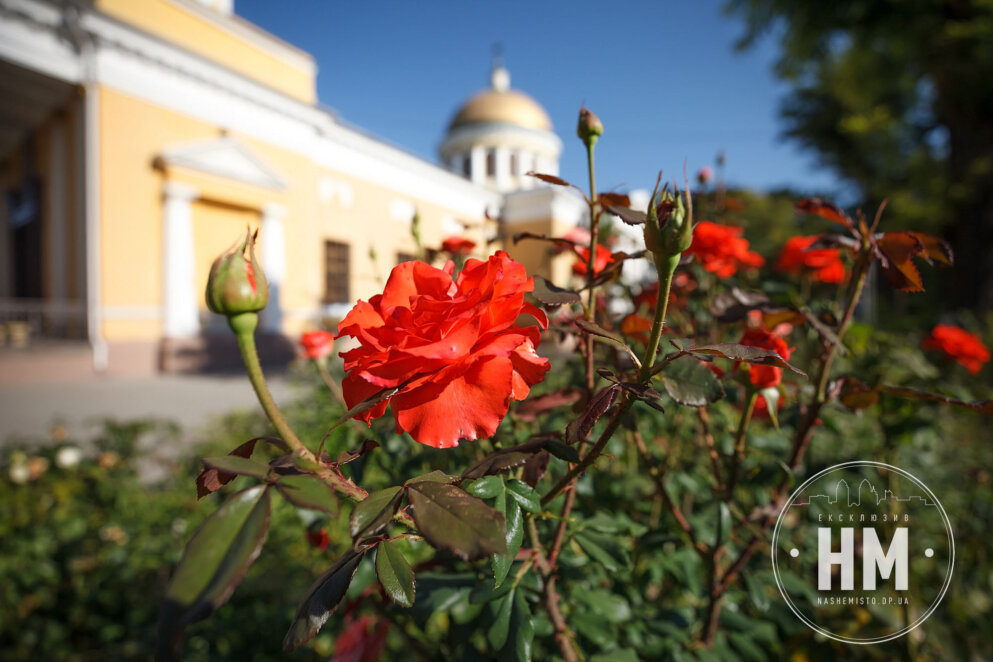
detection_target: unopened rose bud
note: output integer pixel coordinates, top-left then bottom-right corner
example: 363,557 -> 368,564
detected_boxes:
205,228 -> 268,317
697,166 -> 713,186
644,182 -> 693,276
576,106 -> 603,148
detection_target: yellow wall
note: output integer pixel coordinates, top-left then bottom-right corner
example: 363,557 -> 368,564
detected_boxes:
97,86 -> 493,345
96,0 -> 315,104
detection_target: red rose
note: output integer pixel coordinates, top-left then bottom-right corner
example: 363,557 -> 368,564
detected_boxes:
739,327 -> 792,389
923,324 -> 990,374
306,527 -> 330,551
336,251 -> 550,448
300,329 -> 335,360
441,235 -> 476,255
685,221 -> 764,278
775,235 -> 846,284
572,243 -> 615,277
332,615 -> 389,662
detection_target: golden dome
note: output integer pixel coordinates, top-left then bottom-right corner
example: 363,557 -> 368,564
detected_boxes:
448,66 -> 553,132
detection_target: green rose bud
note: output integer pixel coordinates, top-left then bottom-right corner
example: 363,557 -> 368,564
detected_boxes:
576,106 -> 603,148
643,181 -> 694,276
205,227 -> 269,317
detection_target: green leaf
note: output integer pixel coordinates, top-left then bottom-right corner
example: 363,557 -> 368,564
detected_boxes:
466,475 -> 504,499
505,479 -> 541,514
487,588 -> 514,650
494,500 -> 522,587
544,439 -> 580,463
408,481 -> 507,561
282,549 -> 365,651
349,486 -> 403,541
405,469 -> 453,485
500,589 -> 535,661
676,341 -> 807,379
275,475 -> 338,514
576,589 -> 632,623
157,485 -> 270,657
758,387 -> 780,430
375,540 -> 415,608
200,455 -> 271,480
660,356 -> 725,407
590,649 -> 639,662
574,531 -> 627,572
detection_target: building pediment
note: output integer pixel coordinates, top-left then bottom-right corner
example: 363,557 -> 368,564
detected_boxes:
157,135 -> 286,190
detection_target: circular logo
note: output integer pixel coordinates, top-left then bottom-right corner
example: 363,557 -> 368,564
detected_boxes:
771,461 -> 954,644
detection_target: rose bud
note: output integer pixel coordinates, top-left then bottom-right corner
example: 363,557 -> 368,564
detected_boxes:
205,228 -> 268,317
576,105 -> 603,147
644,183 -> 693,276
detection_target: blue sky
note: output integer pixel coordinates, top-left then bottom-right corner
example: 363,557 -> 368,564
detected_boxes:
236,0 -> 842,197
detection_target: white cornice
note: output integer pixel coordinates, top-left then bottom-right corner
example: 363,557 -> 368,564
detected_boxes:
501,187 -> 587,226
0,0 -> 505,219
439,122 -> 562,161
164,0 -> 316,74
159,134 -> 287,190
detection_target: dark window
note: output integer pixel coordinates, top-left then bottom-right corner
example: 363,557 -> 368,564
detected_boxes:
323,240 -> 350,304
486,149 -> 496,177
462,155 -> 471,177
396,249 -> 438,265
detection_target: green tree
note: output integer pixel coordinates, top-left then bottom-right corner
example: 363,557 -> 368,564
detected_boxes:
726,0 -> 993,310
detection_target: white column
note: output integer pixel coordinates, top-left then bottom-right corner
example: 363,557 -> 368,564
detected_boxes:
520,151 -> 534,189
470,145 -> 485,185
260,202 -> 286,334
495,146 -> 510,191
162,181 -> 199,338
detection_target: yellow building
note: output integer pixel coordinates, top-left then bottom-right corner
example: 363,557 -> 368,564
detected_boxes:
0,0 -> 586,377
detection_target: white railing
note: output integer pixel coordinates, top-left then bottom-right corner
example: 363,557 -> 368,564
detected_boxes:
0,298 -> 87,345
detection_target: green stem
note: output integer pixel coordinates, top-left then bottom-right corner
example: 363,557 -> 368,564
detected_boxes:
584,141 -> 599,392
639,259 -> 676,382
230,313 -> 307,454
726,389 -> 757,500
229,313 -> 368,502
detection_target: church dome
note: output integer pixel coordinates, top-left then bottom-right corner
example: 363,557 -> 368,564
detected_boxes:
449,89 -> 552,132
447,64 -> 552,132
440,62 -> 561,193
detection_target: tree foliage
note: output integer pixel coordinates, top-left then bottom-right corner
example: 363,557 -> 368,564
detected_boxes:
726,0 -> 993,309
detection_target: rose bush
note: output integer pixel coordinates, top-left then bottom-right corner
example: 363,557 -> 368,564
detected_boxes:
336,251 -> 550,448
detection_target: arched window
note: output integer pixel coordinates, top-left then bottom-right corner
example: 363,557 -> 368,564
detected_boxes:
486,149 -> 496,177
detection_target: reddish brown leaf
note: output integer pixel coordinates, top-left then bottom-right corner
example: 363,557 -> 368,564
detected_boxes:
512,388 -> 583,422
907,232 -> 953,266
796,198 -> 854,230
620,313 -> 653,344
196,437 -> 288,499
513,232 -> 582,251
522,450 -> 551,487
598,192 -> 632,207
526,171 -> 573,187
836,377 -> 993,415
531,276 -> 581,307
876,232 -> 925,292
605,205 -> 647,226
336,439 -> 379,466
566,384 -> 620,445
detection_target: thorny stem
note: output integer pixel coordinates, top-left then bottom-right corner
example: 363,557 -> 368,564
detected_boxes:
701,248 -> 874,639
230,313 -> 367,502
584,140 -> 599,392
639,263 -> 675,382
541,395 -> 632,506
231,313 -> 307,454
725,389 -> 758,500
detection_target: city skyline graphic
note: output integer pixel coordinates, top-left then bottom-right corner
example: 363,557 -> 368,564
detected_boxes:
792,478 -> 938,509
